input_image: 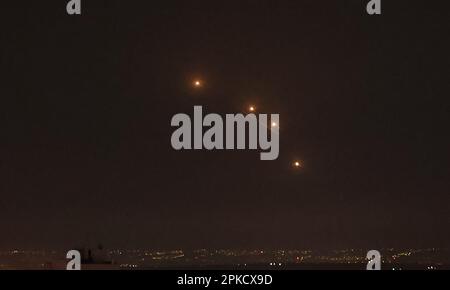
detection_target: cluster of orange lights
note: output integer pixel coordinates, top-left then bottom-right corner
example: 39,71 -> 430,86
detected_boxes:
192,80 -> 303,171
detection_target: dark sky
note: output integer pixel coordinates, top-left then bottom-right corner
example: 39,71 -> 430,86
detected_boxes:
1,1 -> 449,250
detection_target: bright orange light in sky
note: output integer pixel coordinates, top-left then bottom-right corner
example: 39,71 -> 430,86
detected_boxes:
249,106 -> 255,112
194,80 -> 202,87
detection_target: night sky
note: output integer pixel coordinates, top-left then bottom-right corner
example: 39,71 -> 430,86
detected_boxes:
1,1 -> 449,250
